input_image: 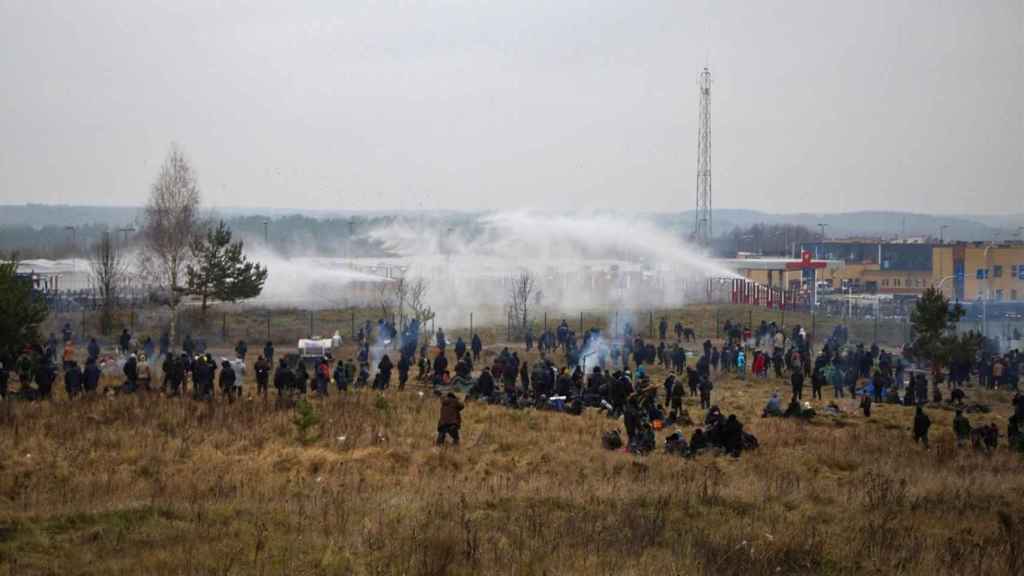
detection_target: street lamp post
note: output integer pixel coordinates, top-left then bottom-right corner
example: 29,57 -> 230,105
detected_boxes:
939,225 -> 949,244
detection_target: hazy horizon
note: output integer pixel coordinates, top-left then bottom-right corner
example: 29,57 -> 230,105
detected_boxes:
2,1 -> 1021,214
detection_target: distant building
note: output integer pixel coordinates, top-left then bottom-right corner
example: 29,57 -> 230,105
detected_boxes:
789,240 -> 1024,301
933,243 -> 1024,302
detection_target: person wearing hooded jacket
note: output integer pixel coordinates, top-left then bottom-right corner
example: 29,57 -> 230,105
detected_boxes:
437,393 -> 464,446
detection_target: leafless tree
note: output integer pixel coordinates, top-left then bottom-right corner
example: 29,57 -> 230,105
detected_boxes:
140,146 -> 201,345
508,271 -> 535,339
88,231 -> 127,334
406,277 -> 435,324
376,280 -> 397,319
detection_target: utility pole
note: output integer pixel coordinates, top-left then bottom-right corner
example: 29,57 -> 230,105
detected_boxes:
118,227 -> 135,243
263,221 -> 270,244
695,66 -> 713,247
939,224 -> 948,245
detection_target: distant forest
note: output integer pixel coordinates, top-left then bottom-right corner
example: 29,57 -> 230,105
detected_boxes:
0,204 -> 1019,259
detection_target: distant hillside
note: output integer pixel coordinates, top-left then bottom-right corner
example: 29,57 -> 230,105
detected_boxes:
0,205 -> 1019,252
683,209 -> 1020,242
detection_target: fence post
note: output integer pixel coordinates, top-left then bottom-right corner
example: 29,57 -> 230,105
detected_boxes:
470,312 -> 474,335
579,311 -> 583,334
544,312 -> 548,334
309,310 -> 314,337
266,309 -> 271,340
222,312 -> 227,340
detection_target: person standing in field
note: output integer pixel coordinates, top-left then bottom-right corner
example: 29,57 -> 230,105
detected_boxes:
437,392 -> 464,446
913,405 -> 931,447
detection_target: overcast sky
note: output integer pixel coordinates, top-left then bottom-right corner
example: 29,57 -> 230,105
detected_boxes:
1,1 -> 1020,214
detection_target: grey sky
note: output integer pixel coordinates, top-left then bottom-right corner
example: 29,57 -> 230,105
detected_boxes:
1,0 -> 1020,214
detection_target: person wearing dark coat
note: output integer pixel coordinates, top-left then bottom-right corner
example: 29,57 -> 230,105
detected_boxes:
474,367 -> 495,398
698,375 -> 713,410
791,370 -> 805,401
33,358 -> 55,399
454,337 -> 467,360
377,354 -> 394,389
397,354 -> 411,390
87,338 -> 100,361
471,334 -> 482,361
64,361 -> 82,398
689,428 -> 708,455
263,342 -> 274,364
83,358 -> 101,394
122,355 -> 139,394
118,329 -> 131,355
913,405 -> 931,447
437,393 -> 464,445
219,360 -> 237,400
254,355 -> 270,396
294,363 -> 309,394
721,415 -> 744,457
274,358 -> 292,395
432,351 -> 448,379
860,394 -> 872,418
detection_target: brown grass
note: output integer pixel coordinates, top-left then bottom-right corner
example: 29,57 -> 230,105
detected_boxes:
6,309 -> 1022,575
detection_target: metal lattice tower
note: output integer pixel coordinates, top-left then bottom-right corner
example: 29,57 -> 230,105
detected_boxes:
695,66 -> 712,246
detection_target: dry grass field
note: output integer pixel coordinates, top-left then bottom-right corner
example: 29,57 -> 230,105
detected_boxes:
5,307 -> 1023,575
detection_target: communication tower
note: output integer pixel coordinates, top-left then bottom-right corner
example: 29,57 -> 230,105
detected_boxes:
695,66 -> 712,246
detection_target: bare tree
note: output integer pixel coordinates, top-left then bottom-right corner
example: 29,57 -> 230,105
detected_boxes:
508,271 -> 535,339
141,146 -> 201,345
406,277 -> 435,324
376,279 -> 397,319
88,231 -> 127,334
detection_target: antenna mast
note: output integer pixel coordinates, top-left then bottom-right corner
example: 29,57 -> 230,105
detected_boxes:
695,66 -> 712,246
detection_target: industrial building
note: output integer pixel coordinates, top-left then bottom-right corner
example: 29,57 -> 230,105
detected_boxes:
734,240 -> 1024,302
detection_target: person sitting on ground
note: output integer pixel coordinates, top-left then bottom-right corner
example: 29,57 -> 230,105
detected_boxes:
436,392 -> 464,446
689,427 -> 708,456
722,414 -> 745,457
913,405 -> 931,447
601,429 -> 623,450
762,391 -> 783,417
664,430 -> 689,456
783,396 -> 803,418
469,366 -> 495,399
630,420 -> 656,455
704,405 -> 723,429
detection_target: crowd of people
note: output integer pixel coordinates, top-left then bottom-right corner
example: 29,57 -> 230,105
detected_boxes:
1,314 -> 1021,456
